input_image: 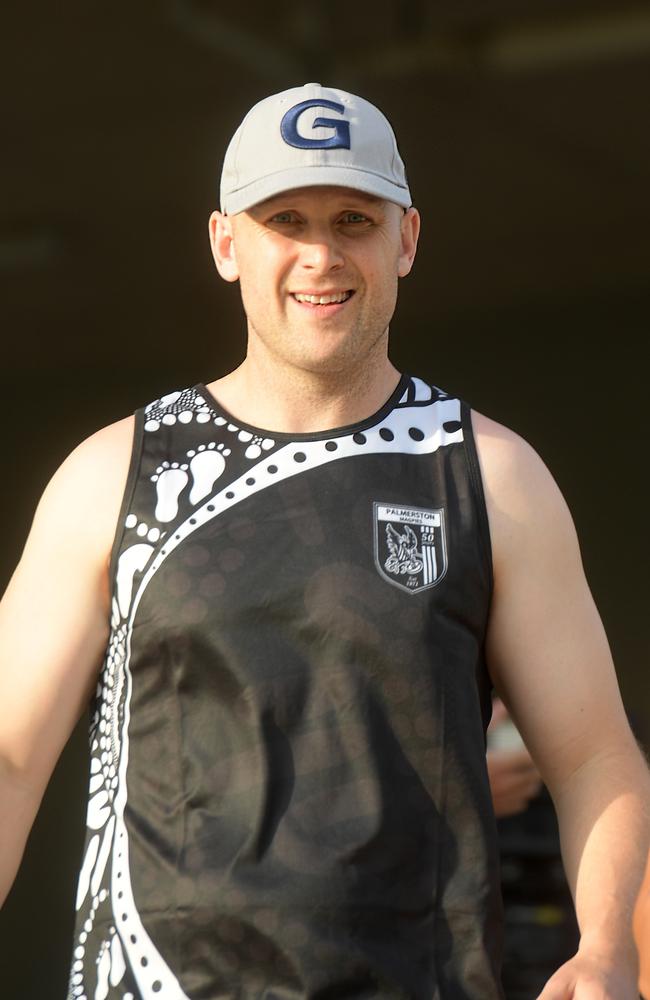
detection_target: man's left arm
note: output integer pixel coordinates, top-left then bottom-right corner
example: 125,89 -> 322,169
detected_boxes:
473,411 -> 650,998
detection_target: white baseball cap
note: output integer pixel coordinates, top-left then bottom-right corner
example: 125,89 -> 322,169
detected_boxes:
220,83 -> 412,215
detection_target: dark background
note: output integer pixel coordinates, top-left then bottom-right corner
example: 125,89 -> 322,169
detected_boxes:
1,1 -> 649,996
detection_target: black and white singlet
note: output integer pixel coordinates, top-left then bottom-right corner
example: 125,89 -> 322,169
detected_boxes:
68,374 -> 504,1000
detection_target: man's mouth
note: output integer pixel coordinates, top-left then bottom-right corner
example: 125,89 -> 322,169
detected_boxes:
291,290 -> 354,306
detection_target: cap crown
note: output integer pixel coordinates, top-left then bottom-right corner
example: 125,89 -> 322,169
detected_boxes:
220,83 -> 411,214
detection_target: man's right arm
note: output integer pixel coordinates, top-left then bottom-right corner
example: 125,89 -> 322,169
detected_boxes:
635,852 -> 650,997
0,415 -> 135,907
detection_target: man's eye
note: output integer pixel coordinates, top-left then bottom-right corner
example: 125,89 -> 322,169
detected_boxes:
270,211 -> 296,223
342,212 -> 368,224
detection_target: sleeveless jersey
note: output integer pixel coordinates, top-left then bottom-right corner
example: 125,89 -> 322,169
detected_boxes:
67,374 -> 504,1000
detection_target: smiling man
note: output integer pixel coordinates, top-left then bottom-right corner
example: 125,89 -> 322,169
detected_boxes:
1,84 -> 649,1000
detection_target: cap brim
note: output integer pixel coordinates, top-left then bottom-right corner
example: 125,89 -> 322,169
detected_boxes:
222,165 -> 411,214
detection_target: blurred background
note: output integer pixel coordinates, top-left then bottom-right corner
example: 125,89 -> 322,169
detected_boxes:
1,0 -> 649,996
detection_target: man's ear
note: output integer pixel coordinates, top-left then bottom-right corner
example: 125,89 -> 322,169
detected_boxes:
397,207 -> 420,279
208,210 -> 239,282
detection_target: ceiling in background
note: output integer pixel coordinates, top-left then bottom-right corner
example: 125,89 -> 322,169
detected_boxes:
2,0 -> 649,375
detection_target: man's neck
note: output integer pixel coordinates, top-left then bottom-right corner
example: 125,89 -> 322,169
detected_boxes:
204,355 -> 402,436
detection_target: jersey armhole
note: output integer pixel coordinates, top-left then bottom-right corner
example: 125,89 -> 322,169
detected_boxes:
460,399 -> 494,601
107,407 -> 145,592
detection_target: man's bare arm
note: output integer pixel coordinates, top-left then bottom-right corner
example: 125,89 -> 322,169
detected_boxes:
634,852 -> 650,997
474,411 -> 650,997
0,416 -> 134,907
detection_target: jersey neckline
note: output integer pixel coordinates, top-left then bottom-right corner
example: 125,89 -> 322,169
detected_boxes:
196,373 -> 412,443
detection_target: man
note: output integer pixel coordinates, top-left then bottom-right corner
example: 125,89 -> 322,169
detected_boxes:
0,83 -> 648,999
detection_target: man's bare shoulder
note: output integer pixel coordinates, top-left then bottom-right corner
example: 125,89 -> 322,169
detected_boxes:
54,413 -> 135,487
29,414 -> 136,567
469,409 -> 574,548
470,409 -> 555,492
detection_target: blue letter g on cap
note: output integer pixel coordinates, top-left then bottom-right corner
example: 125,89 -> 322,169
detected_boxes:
280,99 -> 351,150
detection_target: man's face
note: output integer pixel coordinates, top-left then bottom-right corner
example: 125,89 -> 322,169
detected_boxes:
210,186 -> 420,376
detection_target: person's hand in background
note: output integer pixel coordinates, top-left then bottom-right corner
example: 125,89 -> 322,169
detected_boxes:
487,698 -> 543,818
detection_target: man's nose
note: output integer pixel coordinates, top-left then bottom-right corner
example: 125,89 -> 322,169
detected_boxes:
297,230 -> 345,271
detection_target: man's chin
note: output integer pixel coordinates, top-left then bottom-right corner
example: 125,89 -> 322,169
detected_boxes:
290,353 -> 356,378
281,330 -> 358,370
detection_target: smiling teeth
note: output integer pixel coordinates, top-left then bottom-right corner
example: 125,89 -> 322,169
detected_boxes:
293,292 -> 350,304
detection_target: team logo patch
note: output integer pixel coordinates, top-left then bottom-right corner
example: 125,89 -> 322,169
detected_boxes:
280,98 -> 351,150
373,502 -> 447,594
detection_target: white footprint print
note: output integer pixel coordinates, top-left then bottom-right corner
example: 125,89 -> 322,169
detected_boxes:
116,543 -> 154,619
151,462 -> 189,522
149,442 -> 232,521
187,443 -> 230,504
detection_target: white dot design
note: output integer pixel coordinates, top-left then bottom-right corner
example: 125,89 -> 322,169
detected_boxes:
69,380 -> 461,999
